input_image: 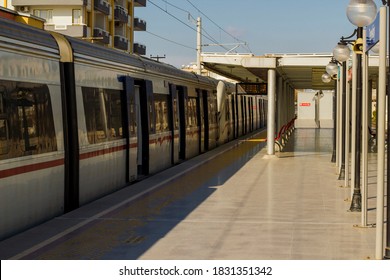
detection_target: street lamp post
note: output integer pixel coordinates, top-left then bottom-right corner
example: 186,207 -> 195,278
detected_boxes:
333,40 -> 353,180
321,73 -> 336,163
325,60 -> 339,164
346,0 -> 377,212
380,0 -> 390,260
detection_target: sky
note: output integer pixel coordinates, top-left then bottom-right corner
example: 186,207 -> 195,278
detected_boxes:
135,0 -> 383,68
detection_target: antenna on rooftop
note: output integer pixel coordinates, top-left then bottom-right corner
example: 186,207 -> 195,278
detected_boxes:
150,54 -> 166,62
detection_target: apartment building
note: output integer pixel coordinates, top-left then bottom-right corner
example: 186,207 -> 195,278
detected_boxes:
0,1 -> 45,28
8,0 -> 146,54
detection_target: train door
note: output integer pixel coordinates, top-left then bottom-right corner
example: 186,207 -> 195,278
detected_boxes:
232,94 -> 240,139
169,84 -> 187,163
259,99 -> 263,128
232,94 -> 237,139
202,90 -> 209,151
178,86 -> 187,160
249,97 -> 254,132
169,85 -> 178,164
196,91 -> 203,154
135,80 -> 153,177
120,76 -> 134,183
241,96 -> 246,135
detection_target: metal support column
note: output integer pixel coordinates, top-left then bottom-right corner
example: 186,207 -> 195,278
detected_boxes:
336,76 -> 341,169
350,27 -> 363,212
345,69 -> 351,188
384,1 -> 390,260
351,51 -> 357,200
376,5 -> 387,260
267,69 -> 276,155
339,62 -> 347,180
362,28 -> 369,225
331,80 -> 337,163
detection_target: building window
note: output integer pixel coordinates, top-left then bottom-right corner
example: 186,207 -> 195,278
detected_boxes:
72,9 -> 82,25
33,9 -> 53,24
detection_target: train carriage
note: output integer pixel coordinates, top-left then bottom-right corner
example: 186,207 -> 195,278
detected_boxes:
0,17 -> 267,241
0,20 -> 65,239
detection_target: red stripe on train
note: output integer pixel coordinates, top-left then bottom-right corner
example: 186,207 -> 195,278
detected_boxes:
79,145 -> 127,160
0,158 -> 64,179
1,133 -> 204,179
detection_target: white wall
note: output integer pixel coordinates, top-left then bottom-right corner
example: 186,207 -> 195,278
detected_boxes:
319,90 -> 333,128
295,90 -> 333,128
295,91 -> 316,128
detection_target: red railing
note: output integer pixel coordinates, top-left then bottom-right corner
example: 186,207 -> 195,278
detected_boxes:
274,117 -> 296,151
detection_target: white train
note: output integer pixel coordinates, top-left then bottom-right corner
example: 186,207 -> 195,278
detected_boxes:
0,18 -> 268,241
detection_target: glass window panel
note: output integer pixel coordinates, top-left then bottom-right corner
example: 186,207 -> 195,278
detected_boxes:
82,87 -> 123,144
73,9 -> 82,24
0,80 -> 57,160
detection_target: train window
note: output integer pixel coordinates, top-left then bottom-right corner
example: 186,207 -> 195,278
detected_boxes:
154,94 -> 169,133
129,93 -> 136,137
0,119 -> 8,156
208,95 -> 217,125
0,87 -> 9,156
154,99 -> 162,132
187,98 -> 198,128
173,97 -> 179,130
225,99 -> 230,121
82,87 -> 123,144
147,93 -> 156,135
0,80 -> 57,160
0,89 -> 4,114
162,97 -> 169,131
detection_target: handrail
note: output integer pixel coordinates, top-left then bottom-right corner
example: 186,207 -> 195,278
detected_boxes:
273,117 -> 297,151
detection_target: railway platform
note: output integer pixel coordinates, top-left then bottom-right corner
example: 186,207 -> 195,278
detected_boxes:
0,128 -> 379,260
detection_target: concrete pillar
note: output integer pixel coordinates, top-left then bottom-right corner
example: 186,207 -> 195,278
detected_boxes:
267,69 -> 276,155
284,82 -> 294,123
277,76 -> 283,132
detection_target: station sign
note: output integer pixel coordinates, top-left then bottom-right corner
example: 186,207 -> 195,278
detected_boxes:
367,12 -> 380,52
238,82 -> 267,95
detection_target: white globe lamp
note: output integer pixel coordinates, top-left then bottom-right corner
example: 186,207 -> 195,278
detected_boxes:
346,0 -> 377,27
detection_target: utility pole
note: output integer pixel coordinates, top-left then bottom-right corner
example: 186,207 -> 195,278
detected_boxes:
197,17 -> 202,75
150,54 -> 166,62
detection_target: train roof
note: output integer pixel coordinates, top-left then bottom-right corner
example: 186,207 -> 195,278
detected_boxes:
66,36 -> 210,84
0,17 -> 58,50
0,17 -> 219,87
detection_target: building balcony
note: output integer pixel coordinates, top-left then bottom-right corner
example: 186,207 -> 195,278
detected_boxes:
134,0 -> 146,7
134,18 -> 146,31
114,35 -> 129,51
114,5 -> 128,24
133,43 -> 146,55
13,0 -> 87,4
93,27 -> 110,44
94,0 -> 110,15
45,24 -> 87,38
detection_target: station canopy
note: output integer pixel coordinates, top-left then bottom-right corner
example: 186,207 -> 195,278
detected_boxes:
201,52 -> 380,91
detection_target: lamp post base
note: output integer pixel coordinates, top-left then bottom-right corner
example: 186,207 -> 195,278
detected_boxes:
385,249 -> 390,259
338,164 -> 345,180
331,150 -> 336,163
349,192 -> 362,212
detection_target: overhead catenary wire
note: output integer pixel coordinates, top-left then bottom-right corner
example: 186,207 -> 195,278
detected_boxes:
149,0 -> 246,52
146,31 -> 196,50
185,0 -> 252,53
159,0 -> 229,50
148,0 -> 223,47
